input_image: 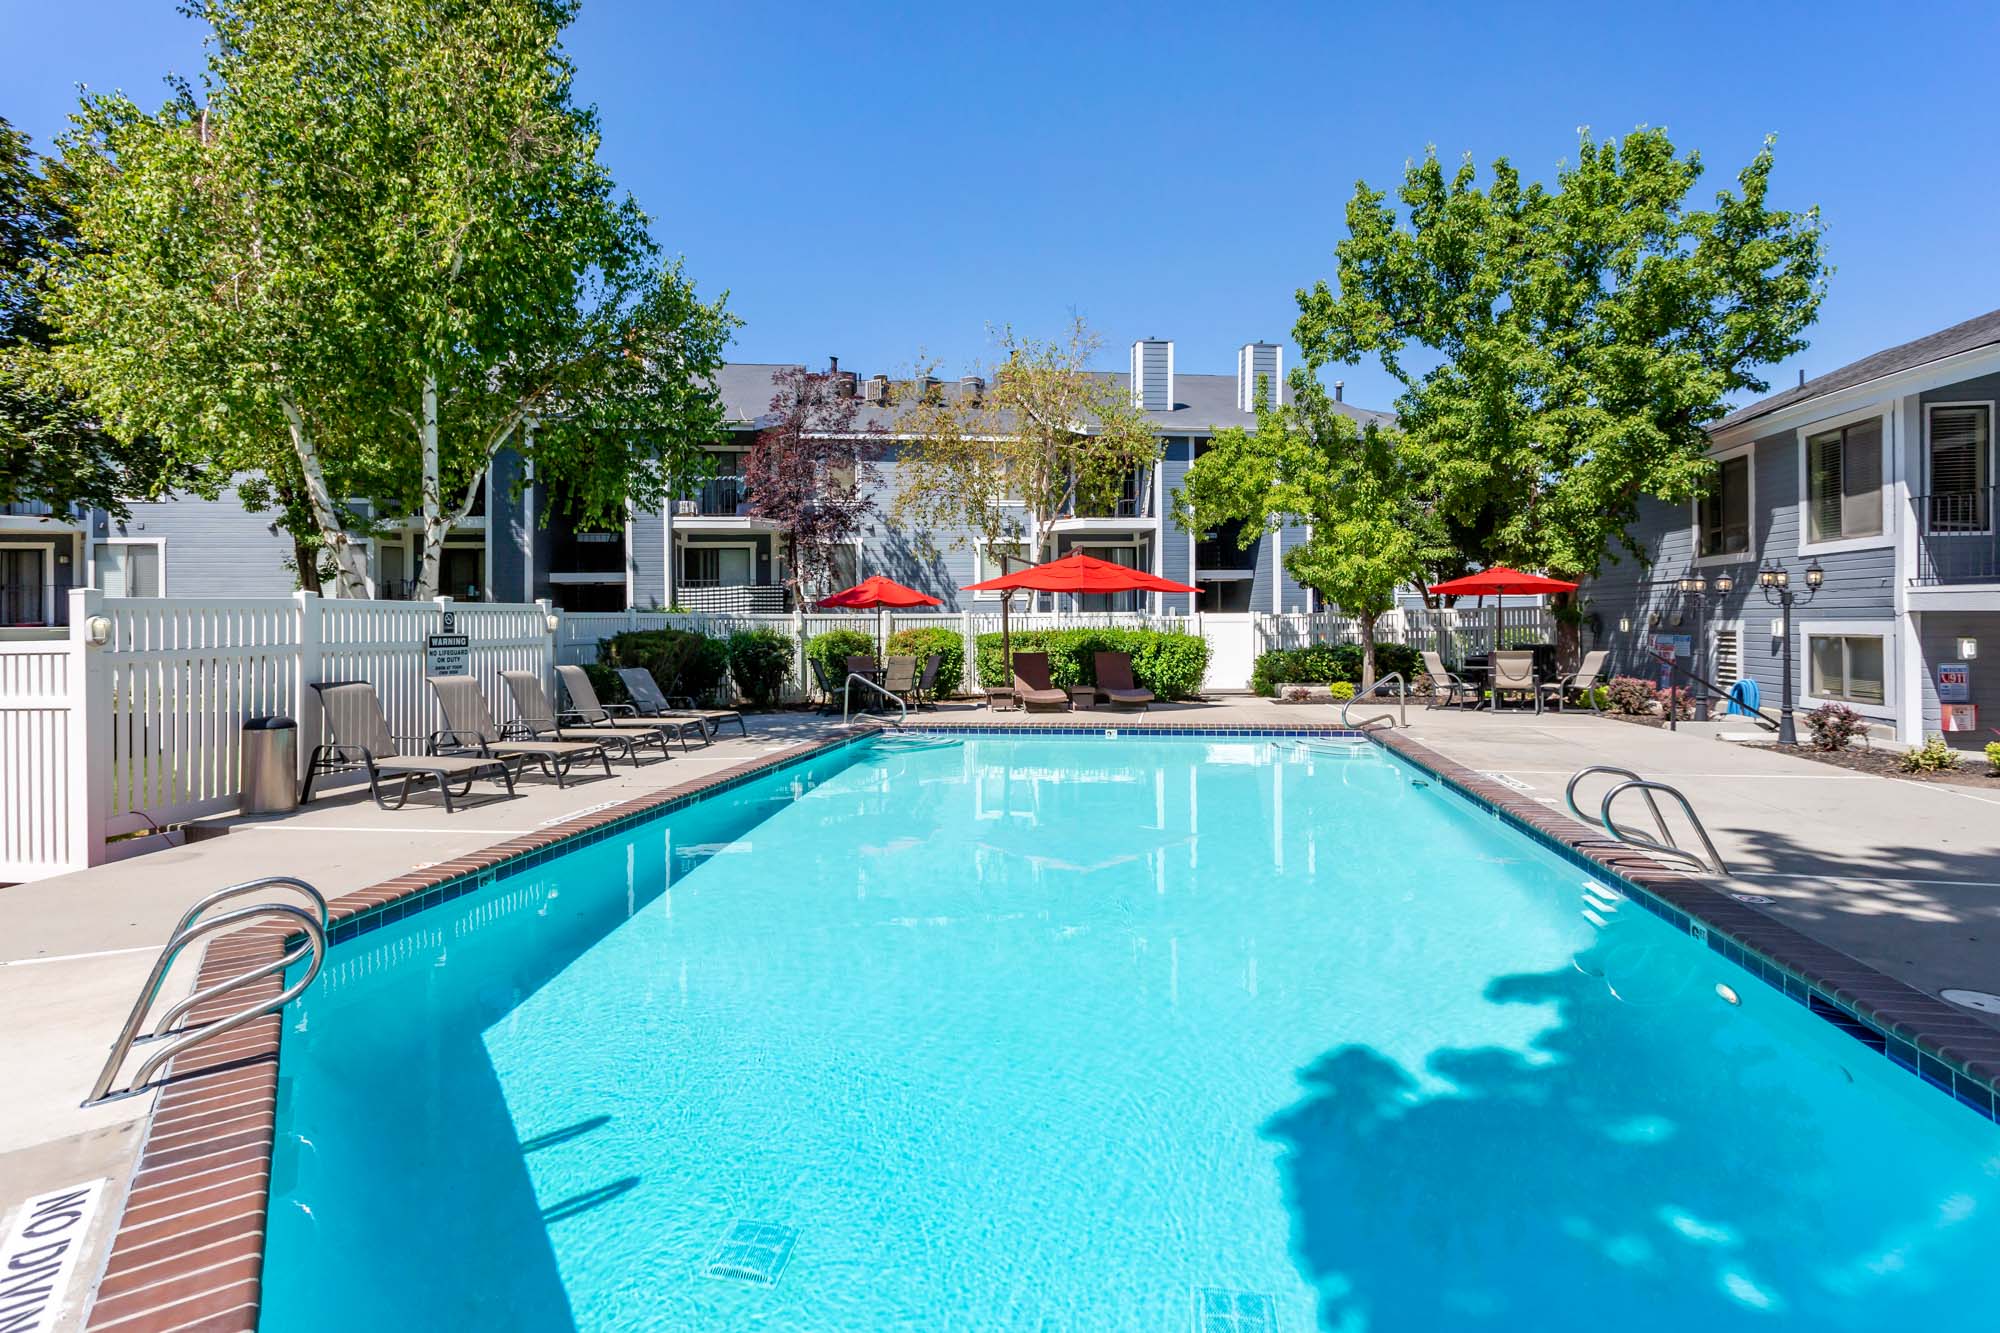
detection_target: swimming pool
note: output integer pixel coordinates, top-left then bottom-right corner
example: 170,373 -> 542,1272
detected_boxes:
261,733 -> 2000,1331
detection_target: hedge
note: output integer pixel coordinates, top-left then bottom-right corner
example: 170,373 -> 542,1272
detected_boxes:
805,629 -> 875,691
601,628 -> 730,703
974,628 -> 1208,700
726,627 -> 794,707
1250,642 -> 1422,695
885,625 -> 965,696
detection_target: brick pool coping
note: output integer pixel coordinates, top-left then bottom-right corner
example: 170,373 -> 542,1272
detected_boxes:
78,718 -> 2000,1329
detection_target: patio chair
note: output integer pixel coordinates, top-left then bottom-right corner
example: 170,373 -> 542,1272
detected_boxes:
1420,651 -> 1475,709
426,674 -> 612,787
844,655 -> 880,683
882,654 -> 919,706
1092,651 -> 1154,711
1541,649 -> 1609,713
809,658 -> 845,714
1010,652 -> 1070,713
500,671 -> 660,764
302,680 -> 520,811
614,666 -> 748,737
1488,649 -> 1540,713
913,652 -> 944,709
556,665 -> 707,753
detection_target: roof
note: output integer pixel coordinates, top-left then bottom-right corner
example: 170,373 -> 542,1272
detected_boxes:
712,362 -> 1394,435
1720,306 -> 2000,432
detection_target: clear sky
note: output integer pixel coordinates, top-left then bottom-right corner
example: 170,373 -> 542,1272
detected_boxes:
7,0 -> 1997,415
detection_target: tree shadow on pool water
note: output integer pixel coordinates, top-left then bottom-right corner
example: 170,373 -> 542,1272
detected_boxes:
1263,959 -> 1991,1333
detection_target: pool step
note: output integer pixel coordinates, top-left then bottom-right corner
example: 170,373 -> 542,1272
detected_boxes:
1193,1287 -> 1277,1332
704,1220 -> 797,1286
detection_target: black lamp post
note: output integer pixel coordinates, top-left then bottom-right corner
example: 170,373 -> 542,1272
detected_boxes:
1758,559 -> 1825,745
1674,570 -> 1736,721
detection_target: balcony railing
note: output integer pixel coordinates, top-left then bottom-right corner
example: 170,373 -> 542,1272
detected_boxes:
1,501 -> 82,522
1051,472 -> 1150,522
676,583 -> 789,614
678,476 -> 752,518
1912,486 -> 2000,585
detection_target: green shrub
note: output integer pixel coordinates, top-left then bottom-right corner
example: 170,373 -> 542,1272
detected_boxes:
885,625 -> 965,696
1898,734 -> 1962,773
1604,676 -> 1658,716
602,628 -> 729,702
805,629 -> 875,690
1987,741 -> 2000,776
1806,703 -> 1867,752
1328,680 -> 1356,702
974,628 -> 1209,700
1250,642 -> 1421,695
726,627 -> 794,707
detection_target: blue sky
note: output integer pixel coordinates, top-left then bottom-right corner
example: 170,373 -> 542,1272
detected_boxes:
7,1 -> 1997,414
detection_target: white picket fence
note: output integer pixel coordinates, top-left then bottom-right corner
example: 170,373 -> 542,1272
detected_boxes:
0,591 -> 1554,882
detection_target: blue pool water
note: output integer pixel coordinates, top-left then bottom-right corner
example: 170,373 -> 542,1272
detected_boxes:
261,735 -> 2000,1331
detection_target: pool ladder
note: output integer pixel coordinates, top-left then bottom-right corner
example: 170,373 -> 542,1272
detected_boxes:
1564,765 -> 1730,877
842,673 -> 907,729
1339,672 -> 1408,732
84,876 -> 328,1106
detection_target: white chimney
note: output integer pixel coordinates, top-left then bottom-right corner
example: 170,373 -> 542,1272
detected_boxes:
1237,342 -> 1282,411
1131,338 -> 1173,412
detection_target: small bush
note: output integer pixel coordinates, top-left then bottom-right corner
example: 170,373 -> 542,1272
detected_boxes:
1898,734 -> 1963,773
1805,703 -> 1867,752
805,628 -> 875,690
1987,741 -> 2000,776
1250,642 -> 1422,695
1604,676 -> 1658,716
1328,680 -> 1356,702
726,627 -> 794,708
885,625 -> 965,697
1659,686 -> 1695,721
1281,684 -> 1313,702
602,628 -> 729,703
974,628 -> 1209,700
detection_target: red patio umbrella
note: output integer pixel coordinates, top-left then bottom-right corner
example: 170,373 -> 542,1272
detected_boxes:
963,552 -> 1200,675
816,576 -> 943,658
1426,567 -> 1579,657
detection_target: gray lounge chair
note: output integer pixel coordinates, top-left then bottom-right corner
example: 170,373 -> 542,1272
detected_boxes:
427,674 -> 612,787
1543,649 -> 1609,712
1420,651 -> 1475,709
614,666 -> 748,738
1488,649 -> 1540,713
302,680 -> 520,811
1010,652 -> 1070,712
1092,651 -> 1154,710
500,671 -> 661,763
556,664 -> 707,752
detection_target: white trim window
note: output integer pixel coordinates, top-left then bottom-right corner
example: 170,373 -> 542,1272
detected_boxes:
1694,451 -> 1753,560
1800,412 -> 1886,549
1926,401 -> 1992,534
93,538 -> 165,598
1808,630 -> 1887,707
972,540 -> 1028,596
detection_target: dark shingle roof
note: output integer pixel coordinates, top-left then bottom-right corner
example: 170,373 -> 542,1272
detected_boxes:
1721,306 -> 2000,432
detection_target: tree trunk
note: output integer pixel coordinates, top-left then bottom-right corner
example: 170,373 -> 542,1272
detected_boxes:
414,374 -> 446,600
292,533 -> 322,595
1359,609 -> 1379,692
279,397 -> 371,598
1552,589 -> 1581,672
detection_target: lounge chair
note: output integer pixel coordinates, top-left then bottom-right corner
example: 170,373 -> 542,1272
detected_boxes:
556,665 -> 707,752
614,666 -> 748,737
913,652 -> 943,709
427,674 -> 613,787
500,671 -> 661,763
1488,649 -> 1540,713
808,658 -> 844,714
882,654 -> 919,706
1010,652 -> 1070,713
302,680 -> 520,811
1542,649 -> 1609,713
1420,651 -> 1475,709
1091,651 -> 1154,710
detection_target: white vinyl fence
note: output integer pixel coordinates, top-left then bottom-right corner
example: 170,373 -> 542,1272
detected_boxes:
0,590 -> 1554,881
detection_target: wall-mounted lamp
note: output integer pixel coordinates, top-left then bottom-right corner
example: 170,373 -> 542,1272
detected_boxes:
1618,616 -> 1632,634
1959,637 -> 1980,660
544,614 -> 561,634
86,615 -> 112,646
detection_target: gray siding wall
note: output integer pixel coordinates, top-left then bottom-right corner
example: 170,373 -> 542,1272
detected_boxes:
111,481 -> 299,598
629,505 -> 665,608
1915,610 -> 1998,745
1159,437 -> 1196,613
488,451 -> 530,603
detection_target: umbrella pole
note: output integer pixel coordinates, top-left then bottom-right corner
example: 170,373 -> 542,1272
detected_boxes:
1002,590 -> 1014,688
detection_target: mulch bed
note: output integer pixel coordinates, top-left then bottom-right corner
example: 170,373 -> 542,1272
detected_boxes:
1747,741 -> 2000,789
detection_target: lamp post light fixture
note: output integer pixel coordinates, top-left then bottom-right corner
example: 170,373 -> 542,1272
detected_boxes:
1674,571 -> 1736,721
1758,559 -> 1825,745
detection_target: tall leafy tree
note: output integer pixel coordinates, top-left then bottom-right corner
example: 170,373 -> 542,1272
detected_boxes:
40,0 -> 736,599
892,318 -> 1159,567
1176,376 -> 1445,687
1294,128 -> 1827,657
744,364 -> 883,601
0,118 -> 188,517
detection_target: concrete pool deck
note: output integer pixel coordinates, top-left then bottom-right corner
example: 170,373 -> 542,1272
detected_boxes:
4,695 -> 1999,1328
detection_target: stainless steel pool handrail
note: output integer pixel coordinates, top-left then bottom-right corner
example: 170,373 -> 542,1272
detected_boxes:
1564,765 -> 1729,877
843,672 -> 907,728
85,877 -> 328,1106
1339,672 -> 1407,732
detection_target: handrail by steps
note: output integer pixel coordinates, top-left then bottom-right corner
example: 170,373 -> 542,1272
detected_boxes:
1564,765 -> 1729,876
85,877 -> 328,1105
843,672 -> 907,728
1340,672 -> 1407,732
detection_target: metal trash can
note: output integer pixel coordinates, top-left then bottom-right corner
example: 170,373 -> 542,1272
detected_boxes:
240,716 -> 300,815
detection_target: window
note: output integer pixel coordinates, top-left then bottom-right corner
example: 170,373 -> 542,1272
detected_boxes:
682,545 -> 753,587
1698,455 -> 1751,557
1809,633 -> 1885,706
1805,417 -> 1883,544
1928,404 -> 1991,532
94,541 -> 162,597
973,542 -> 1028,591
